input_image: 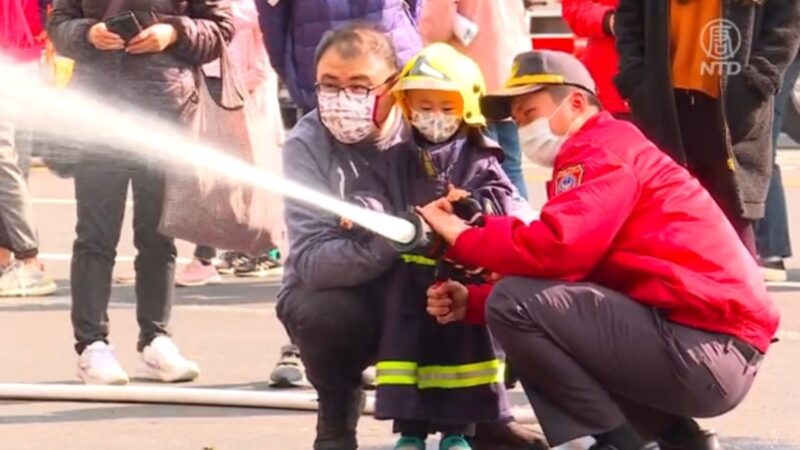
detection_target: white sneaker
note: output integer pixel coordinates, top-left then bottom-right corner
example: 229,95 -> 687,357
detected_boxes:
137,336 -> 200,382
77,341 -> 130,385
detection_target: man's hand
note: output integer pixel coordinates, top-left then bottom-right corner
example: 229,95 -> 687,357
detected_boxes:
416,198 -> 470,245
426,280 -> 469,325
87,22 -> 125,51
126,24 -> 178,54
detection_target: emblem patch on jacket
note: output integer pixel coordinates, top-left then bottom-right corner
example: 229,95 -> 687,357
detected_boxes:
555,164 -> 584,195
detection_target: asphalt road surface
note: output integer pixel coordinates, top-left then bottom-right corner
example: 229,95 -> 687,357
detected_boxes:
0,155 -> 799,450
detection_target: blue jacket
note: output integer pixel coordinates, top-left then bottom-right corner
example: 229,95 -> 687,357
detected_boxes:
256,0 -> 422,111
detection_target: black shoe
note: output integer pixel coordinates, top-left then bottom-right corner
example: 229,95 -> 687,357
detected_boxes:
472,419 -> 549,449
215,251 -> 250,275
658,430 -> 720,450
589,443 -> 660,450
234,251 -> 281,278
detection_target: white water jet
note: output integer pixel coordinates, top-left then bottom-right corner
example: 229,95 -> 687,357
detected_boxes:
0,57 -> 417,245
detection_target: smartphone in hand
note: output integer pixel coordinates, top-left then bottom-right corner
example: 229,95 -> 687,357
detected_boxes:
104,11 -> 143,43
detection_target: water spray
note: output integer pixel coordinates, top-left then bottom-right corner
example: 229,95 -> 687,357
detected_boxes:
0,57 -> 418,246
0,56 -> 438,413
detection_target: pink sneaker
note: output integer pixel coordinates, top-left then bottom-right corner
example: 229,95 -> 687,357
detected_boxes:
176,260 -> 222,287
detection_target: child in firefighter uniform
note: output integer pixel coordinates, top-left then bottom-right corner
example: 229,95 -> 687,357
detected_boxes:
347,43 -> 522,450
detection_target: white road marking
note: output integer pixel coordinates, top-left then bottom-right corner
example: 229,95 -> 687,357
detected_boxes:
31,198 -> 132,206
766,280 -> 800,289
0,295 -> 278,315
776,330 -> 800,342
38,253 -> 191,264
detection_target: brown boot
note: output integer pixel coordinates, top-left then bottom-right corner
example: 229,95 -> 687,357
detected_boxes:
472,419 -> 550,450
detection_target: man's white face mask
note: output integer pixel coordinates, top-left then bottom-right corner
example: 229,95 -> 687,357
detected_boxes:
517,96 -> 578,168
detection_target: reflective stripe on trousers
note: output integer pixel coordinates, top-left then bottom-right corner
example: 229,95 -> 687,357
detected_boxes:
376,359 -> 504,389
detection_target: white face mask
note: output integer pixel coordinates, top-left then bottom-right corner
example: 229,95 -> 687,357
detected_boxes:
410,110 -> 462,144
317,92 -> 378,144
518,98 -> 574,168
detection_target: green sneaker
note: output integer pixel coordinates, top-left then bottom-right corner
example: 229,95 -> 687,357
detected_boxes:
439,435 -> 471,450
395,436 -> 426,450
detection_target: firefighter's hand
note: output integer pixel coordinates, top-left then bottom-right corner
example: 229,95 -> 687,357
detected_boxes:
416,199 -> 469,245
426,280 -> 468,325
87,22 -> 125,51
446,184 -> 470,203
126,24 -> 178,54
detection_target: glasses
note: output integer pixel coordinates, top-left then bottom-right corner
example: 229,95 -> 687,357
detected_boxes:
315,74 -> 397,100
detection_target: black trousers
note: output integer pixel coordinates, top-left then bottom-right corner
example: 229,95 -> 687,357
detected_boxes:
71,157 -> 177,354
277,281 -> 384,450
487,277 -> 762,447
674,89 -> 756,255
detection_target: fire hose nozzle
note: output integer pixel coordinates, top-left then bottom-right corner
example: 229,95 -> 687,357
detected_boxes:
391,210 -> 434,253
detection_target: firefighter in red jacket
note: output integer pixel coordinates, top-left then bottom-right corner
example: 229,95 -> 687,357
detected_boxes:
419,51 -> 779,450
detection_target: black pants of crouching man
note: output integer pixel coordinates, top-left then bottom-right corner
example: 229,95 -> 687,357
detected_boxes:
486,277 -> 763,447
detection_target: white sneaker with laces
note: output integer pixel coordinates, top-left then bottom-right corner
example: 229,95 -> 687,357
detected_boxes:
77,341 -> 129,385
138,336 -> 200,382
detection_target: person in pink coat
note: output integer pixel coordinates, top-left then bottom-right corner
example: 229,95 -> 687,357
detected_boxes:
419,0 -> 531,199
176,0 -> 286,287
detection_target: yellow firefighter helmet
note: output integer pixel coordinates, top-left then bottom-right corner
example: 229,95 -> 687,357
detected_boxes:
394,43 -> 487,127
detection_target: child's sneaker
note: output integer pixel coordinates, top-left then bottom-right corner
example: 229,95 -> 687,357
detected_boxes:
440,435 -> 471,450
395,436 -> 426,450
215,251 -> 249,275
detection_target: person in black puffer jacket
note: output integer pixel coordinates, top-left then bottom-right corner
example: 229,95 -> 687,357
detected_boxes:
48,0 -> 233,385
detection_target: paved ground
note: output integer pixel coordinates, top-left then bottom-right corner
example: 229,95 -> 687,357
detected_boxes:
1,152 -> 799,450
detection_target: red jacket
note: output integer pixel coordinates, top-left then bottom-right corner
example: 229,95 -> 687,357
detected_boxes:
0,0 -> 44,62
562,0 -> 628,114
453,112 -> 778,353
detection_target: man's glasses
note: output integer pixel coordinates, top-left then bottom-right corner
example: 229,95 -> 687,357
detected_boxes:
315,74 -> 397,100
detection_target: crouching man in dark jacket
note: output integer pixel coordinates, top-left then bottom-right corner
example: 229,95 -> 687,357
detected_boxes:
48,0 -> 233,384
280,22 -> 543,450
421,51 -> 779,450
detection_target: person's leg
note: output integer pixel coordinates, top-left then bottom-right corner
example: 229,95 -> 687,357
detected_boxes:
14,126 -> 32,180
675,90 -> 757,256
755,55 -> 800,265
488,121 -> 528,199
0,119 -> 16,267
486,277 -> 758,448
71,162 -> 130,354
194,245 -> 216,262
131,166 -> 178,351
0,116 -> 40,262
277,283 -> 382,450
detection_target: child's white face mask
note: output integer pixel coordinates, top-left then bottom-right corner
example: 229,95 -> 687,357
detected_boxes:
411,110 -> 462,144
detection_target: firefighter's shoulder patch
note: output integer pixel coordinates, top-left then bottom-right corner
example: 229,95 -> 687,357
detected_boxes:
554,164 -> 584,195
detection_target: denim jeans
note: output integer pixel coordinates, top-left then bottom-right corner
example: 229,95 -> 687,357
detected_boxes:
755,53 -> 800,259
487,121 -> 528,199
